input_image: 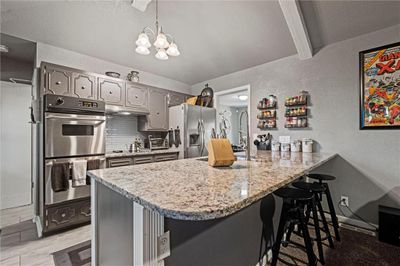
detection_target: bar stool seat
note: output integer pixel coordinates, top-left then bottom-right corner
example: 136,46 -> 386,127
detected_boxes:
292,181 -> 326,193
274,187 -> 313,201
307,173 -> 336,182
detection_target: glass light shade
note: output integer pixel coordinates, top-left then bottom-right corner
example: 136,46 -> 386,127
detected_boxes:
135,33 -> 151,48
135,45 -> 150,55
166,42 -> 180,56
155,48 -> 168,60
153,33 -> 169,49
238,95 -> 248,101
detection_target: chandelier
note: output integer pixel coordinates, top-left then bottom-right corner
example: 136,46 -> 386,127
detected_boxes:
135,0 -> 180,60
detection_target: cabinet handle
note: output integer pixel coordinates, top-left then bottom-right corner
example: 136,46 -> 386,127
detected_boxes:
156,112 -> 160,115
109,91 -> 112,94
55,81 -> 61,85
135,95 -> 138,98
81,86 -> 86,90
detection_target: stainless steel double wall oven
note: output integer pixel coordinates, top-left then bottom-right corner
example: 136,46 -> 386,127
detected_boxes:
39,94 -> 105,235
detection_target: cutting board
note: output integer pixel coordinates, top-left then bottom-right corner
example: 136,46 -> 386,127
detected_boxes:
208,139 -> 235,167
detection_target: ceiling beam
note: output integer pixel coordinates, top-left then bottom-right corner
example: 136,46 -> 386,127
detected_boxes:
279,0 -> 313,59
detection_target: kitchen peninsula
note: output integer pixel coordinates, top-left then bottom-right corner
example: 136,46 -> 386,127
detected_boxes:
88,151 -> 337,266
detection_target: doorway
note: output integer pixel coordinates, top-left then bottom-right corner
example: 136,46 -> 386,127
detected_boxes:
0,81 -> 32,210
214,85 -> 250,151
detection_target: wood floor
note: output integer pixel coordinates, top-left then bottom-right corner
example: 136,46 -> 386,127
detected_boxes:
1,205 -> 90,266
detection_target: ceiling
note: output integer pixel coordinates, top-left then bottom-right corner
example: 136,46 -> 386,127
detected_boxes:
1,1 -> 399,85
217,89 -> 249,107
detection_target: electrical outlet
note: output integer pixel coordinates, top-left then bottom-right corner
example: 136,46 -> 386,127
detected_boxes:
157,231 -> 170,260
341,196 -> 349,207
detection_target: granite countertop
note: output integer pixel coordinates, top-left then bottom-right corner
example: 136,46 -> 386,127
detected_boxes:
89,151 -> 337,220
105,149 -> 179,158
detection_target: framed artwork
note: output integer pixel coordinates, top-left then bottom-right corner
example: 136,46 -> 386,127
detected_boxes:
359,42 -> 400,129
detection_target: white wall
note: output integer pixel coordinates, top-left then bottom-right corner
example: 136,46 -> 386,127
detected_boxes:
36,43 -> 191,94
192,25 -> 400,224
0,81 -> 32,209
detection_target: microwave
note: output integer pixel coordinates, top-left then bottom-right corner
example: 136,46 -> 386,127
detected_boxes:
148,136 -> 169,150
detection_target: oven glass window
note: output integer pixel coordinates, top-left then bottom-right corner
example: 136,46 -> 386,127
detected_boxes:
62,125 -> 94,136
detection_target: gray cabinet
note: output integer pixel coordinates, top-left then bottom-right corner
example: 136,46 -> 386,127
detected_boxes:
139,88 -> 168,131
43,64 -> 72,96
72,73 -> 96,99
98,78 -> 124,106
168,92 -> 187,107
133,155 -> 153,165
106,152 -> 179,168
126,84 -> 149,112
154,153 -> 179,162
107,157 -> 133,168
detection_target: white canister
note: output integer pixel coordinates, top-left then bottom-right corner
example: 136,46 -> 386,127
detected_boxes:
290,140 -> 302,152
281,143 -> 290,152
271,140 -> 280,151
302,138 -> 313,153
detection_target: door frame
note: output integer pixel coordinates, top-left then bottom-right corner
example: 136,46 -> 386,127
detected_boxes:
213,84 -> 251,144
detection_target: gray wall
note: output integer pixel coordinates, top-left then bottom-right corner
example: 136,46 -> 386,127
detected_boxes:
192,25 -> 400,225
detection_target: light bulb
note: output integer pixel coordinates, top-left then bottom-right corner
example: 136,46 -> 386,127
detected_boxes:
135,45 -> 150,55
166,42 -> 180,56
238,95 -> 248,101
135,33 -> 151,48
155,48 -> 168,60
154,33 -> 169,49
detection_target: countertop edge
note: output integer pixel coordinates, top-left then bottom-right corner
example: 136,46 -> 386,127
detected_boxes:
89,153 -> 338,221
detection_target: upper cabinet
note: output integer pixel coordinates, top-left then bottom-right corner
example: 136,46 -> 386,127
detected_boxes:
168,92 -> 187,107
98,78 -> 124,106
139,88 -> 168,131
125,84 -> 149,113
72,73 -> 96,99
42,64 -> 72,96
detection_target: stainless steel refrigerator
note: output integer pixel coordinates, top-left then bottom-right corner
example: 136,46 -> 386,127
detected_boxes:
169,104 -> 216,159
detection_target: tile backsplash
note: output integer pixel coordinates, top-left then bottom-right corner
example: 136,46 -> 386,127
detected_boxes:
105,115 -> 145,153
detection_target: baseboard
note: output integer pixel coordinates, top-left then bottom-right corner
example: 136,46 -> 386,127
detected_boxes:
336,214 -> 378,234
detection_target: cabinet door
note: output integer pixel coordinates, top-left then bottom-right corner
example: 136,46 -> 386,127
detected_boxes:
72,73 -> 96,99
126,85 -> 148,111
107,158 -> 133,168
148,89 -> 168,130
98,78 -> 124,105
168,93 -> 186,106
44,65 -> 72,96
133,156 -> 154,165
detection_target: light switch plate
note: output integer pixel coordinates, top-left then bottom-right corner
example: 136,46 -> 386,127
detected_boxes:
157,231 -> 170,260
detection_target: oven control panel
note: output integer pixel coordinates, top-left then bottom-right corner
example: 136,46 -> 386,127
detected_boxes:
45,94 -> 105,113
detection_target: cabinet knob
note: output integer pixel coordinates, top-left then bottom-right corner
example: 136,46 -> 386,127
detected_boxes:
156,112 -> 160,115
135,95 -> 138,98
55,81 -> 61,85
109,91 -> 112,94
81,86 -> 86,90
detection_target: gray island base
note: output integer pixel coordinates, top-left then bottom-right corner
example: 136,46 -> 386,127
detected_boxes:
89,151 -> 337,266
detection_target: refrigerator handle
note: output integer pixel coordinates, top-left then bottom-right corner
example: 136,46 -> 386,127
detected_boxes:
197,119 -> 202,151
200,119 -> 205,155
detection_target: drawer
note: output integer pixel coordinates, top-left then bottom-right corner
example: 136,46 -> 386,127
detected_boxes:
154,153 -> 178,162
133,156 -> 154,165
107,158 -> 133,168
46,205 -> 78,230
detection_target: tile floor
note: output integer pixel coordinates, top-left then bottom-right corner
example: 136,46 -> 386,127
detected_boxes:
1,205 -> 91,266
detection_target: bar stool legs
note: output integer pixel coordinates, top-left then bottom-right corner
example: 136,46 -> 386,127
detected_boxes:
310,198 -> 324,264
315,193 -> 335,248
271,202 -> 289,266
298,204 -> 317,266
324,184 -> 341,241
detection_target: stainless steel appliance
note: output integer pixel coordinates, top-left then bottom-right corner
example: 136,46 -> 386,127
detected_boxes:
148,135 -> 169,150
38,94 -> 106,236
169,104 -> 216,158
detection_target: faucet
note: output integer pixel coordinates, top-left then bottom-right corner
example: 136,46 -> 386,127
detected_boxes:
239,110 -> 251,161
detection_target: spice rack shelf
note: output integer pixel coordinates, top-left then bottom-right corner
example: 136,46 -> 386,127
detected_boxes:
257,95 -> 277,129
284,92 -> 309,128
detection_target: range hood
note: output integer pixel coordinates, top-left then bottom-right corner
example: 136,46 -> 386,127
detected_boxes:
105,104 -> 150,116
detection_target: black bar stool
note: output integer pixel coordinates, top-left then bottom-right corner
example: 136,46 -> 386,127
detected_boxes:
271,187 -> 318,266
307,173 -> 340,241
292,181 -> 335,264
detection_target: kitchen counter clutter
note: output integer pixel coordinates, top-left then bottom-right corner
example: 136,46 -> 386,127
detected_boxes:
89,151 -> 337,220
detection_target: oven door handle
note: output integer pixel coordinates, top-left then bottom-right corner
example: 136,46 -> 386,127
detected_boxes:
46,115 -> 105,122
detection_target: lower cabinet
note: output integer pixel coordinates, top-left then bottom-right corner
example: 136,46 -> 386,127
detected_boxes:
45,198 -> 90,232
106,152 -> 179,168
